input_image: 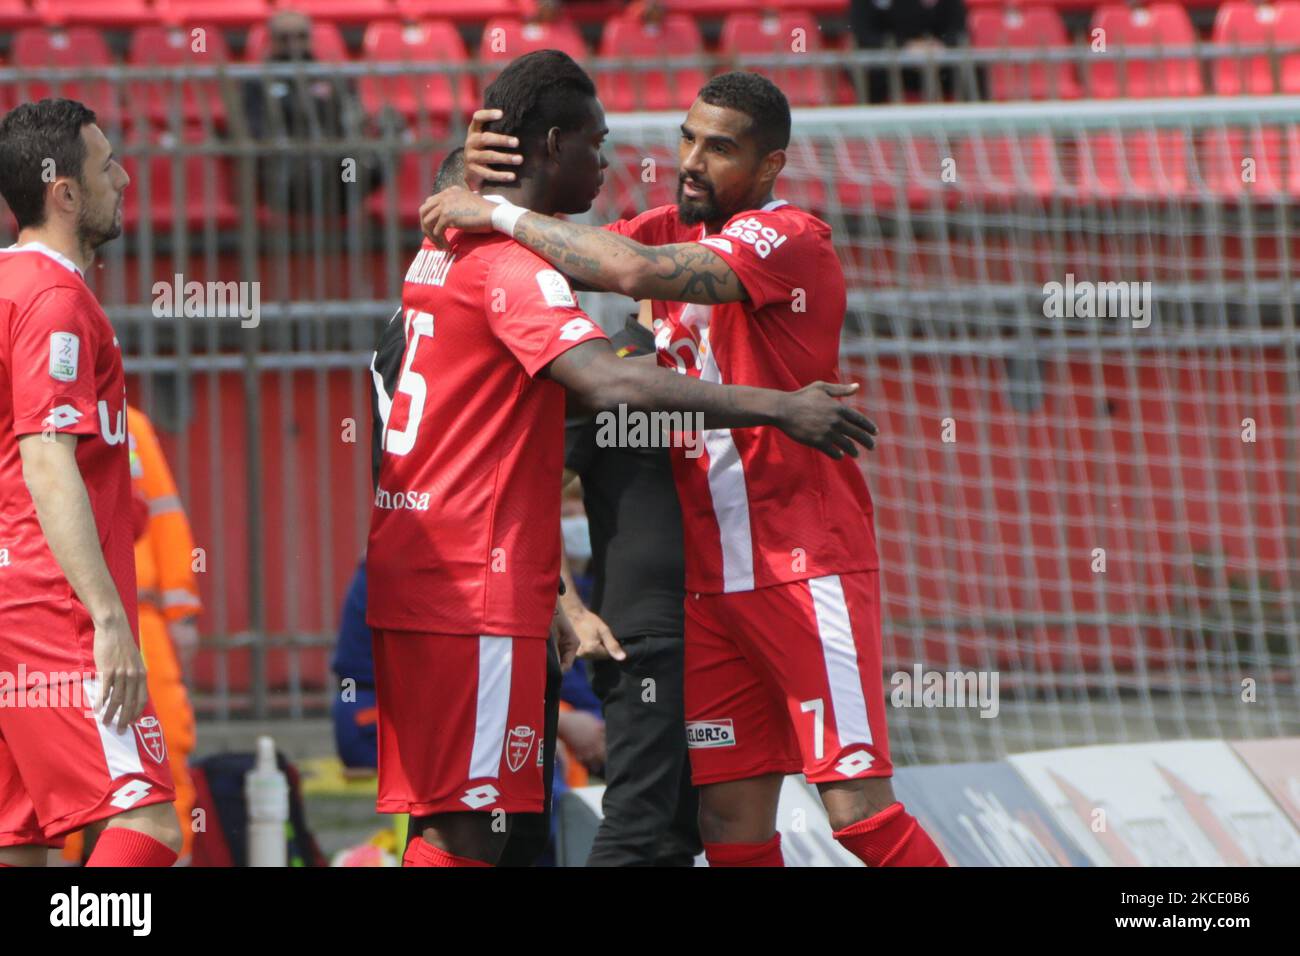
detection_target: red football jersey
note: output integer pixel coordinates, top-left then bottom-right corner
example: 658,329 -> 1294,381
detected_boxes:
0,243 -> 139,641
367,231 -> 607,638
614,202 -> 879,594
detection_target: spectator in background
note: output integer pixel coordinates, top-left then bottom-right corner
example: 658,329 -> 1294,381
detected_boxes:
236,9 -> 379,216
850,0 -> 970,102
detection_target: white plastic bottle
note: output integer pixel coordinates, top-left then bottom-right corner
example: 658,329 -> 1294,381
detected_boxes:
245,735 -> 289,867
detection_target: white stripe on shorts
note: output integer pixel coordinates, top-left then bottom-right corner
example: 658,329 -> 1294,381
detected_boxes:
82,676 -> 145,779
469,636 -> 513,779
808,575 -> 873,748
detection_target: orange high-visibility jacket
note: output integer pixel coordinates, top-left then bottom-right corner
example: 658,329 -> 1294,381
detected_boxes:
127,406 -> 202,622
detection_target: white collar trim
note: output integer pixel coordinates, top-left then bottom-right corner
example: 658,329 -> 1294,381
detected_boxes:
1,241 -> 84,277
762,199 -> 788,211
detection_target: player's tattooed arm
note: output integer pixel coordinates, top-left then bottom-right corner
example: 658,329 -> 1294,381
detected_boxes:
418,187 -> 747,305
515,214 -> 748,305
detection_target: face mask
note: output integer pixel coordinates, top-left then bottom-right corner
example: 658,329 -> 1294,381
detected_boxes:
562,514 -> 592,563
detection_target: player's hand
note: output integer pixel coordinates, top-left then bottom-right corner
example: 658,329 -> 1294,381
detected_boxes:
568,604 -> 626,662
775,382 -> 878,460
464,108 -> 523,189
551,602 -> 580,673
93,613 -> 148,733
419,186 -> 496,250
558,710 -> 606,769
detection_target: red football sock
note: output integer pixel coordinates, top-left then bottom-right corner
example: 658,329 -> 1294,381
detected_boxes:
402,837 -> 492,868
833,802 -> 948,867
704,833 -> 785,867
85,828 -> 178,868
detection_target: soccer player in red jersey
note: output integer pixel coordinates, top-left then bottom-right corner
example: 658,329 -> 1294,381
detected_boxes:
366,52 -> 877,868
0,100 -> 182,867
421,72 -> 949,867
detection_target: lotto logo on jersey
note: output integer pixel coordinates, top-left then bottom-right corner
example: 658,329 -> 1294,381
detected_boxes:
686,719 -> 736,749
721,217 -> 789,259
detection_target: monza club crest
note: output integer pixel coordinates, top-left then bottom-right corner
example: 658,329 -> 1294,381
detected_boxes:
133,716 -> 167,764
506,725 -> 536,773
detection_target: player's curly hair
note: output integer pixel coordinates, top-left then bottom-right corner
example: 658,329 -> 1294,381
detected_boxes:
482,50 -> 597,169
698,72 -> 792,156
0,98 -> 98,230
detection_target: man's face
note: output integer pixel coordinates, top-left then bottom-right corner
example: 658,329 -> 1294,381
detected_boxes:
74,124 -> 128,250
269,15 -> 314,62
676,99 -> 768,227
550,96 -> 609,216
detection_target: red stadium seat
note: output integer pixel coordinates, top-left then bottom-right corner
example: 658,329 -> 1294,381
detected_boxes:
359,21 -> 476,127
122,125 -> 240,231
956,134 -> 1062,200
393,0 -> 517,23
33,0 -> 152,27
1196,125 -> 1287,198
366,145 -> 446,226
718,11 -> 831,107
1213,1 -> 1282,94
1086,4 -> 1203,97
663,0 -> 752,15
479,16 -> 589,64
12,28 -> 120,125
1077,130 -> 1190,199
154,0 -> 270,26
1273,3 -> 1300,92
598,11 -> 707,112
0,0 -> 40,28
245,21 -> 349,62
268,0 -> 396,24
830,136 -> 948,211
128,25 -> 230,128
968,6 -> 1082,100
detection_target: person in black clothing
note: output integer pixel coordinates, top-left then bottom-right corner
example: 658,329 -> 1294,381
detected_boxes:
237,9 -> 380,216
366,146 -> 562,866
850,0 -> 970,102
560,305 -> 702,867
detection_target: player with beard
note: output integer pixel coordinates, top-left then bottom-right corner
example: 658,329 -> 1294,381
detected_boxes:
420,71 -> 949,867
0,99 -> 182,867
366,52 -> 877,868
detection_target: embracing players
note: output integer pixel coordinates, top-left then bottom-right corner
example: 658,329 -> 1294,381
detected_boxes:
421,69 -> 948,867
0,100 -> 182,867
366,51 -> 876,868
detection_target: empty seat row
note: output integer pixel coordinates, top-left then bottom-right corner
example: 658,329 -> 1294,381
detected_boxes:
972,2 -> 1300,99
0,10 -> 840,127
0,0 -> 836,29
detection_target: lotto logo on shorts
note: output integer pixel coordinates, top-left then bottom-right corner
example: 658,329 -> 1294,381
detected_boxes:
686,719 -> 736,749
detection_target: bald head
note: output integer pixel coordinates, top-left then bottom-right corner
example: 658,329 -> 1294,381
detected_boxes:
268,10 -> 314,62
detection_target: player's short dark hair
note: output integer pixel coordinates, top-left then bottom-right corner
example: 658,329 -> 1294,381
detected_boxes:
698,72 -> 791,156
482,50 -> 597,157
0,98 -> 98,230
434,147 -> 466,192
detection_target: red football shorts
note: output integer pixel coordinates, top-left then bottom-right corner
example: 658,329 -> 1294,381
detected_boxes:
372,630 -> 547,816
683,570 -> 893,786
0,615 -> 176,848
